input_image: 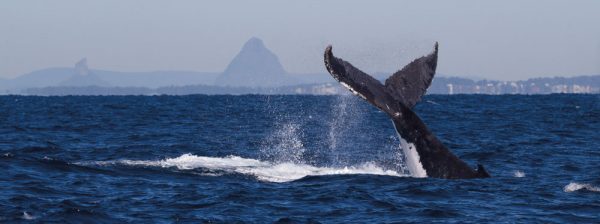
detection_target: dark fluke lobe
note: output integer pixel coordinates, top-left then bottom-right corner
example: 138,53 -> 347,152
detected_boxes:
324,43 -> 490,179
385,42 -> 438,108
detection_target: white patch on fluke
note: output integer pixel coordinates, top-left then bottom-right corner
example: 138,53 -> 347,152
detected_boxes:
399,138 -> 428,178
79,154 -> 406,183
392,121 -> 427,178
563,182 -> 600,193
340,82 -> 367,100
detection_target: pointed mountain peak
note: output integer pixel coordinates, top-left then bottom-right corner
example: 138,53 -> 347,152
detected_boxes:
241,37 -> 266,51
216,37 -> 296,87
61,58 -> 109,87
74,58 -> 90,76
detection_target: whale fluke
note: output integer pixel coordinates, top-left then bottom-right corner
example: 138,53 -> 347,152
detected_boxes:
324,43 -> 490,179
385,43 -> 438,108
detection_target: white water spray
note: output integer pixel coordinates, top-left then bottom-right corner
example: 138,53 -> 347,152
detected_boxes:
260,122 -> 306,164
327,95 -> 361,165
79,154 -> 407,183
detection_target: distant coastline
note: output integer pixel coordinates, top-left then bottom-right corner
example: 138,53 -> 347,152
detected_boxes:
14,75 -> 600,96
3,72 -> 599,96
1,38 -> 598,95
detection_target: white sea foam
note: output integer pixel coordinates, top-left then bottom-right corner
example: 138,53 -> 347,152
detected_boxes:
513,170 -> 525,178
81,154 -> 406,183
563,182 -> 600,193
22,212 -> 35,220
426,100 -> 440,105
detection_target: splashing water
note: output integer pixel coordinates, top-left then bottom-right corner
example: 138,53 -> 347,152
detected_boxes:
257,94 -> 408,176
79,154 -> 406,183
387,135 -> 410,175
327,95 -> 362,165
514,170 -> 526,178
327,95 -> 410,175
563,182 -> 600,193
260,122 -> 306,164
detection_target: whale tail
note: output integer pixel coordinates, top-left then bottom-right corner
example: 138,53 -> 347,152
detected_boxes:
324,43 -> 490,179
384,42 -> 438,108
324,43 -> 437,110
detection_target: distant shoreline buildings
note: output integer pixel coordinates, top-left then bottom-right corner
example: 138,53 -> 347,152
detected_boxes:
20,76 -> 600,96
427,76 -> 600,95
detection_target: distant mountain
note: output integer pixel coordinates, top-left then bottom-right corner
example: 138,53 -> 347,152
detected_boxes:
4,68 -> 74,92
0,59 -> 219,94
1,37 -> 323,93
3,37 -> 599,95
59,58 -> 111,87
215,37 -> 298,87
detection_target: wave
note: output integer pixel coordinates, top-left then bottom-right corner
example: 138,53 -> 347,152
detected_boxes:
563,182 -> 600,193
22,212 -> 35,220
79,153 -> 406,182
513,170 -> 525,178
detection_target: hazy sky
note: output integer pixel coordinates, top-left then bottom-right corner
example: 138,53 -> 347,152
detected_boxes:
1,0 -> 599,80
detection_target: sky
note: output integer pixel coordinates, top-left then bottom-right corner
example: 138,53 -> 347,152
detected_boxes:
1,0 -> 599,80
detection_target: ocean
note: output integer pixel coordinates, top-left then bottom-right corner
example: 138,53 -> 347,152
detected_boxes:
1,94 -> 599,223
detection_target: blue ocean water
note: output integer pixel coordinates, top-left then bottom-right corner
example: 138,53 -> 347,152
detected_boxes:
1,94 -> 599,223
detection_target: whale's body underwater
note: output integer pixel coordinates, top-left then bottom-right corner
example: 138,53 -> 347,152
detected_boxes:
324,43 -> 490,179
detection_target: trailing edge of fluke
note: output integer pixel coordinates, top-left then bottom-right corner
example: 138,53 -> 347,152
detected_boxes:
323,43 -> 490,179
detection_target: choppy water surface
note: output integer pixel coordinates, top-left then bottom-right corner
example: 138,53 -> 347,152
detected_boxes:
1,94 -> 599,223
